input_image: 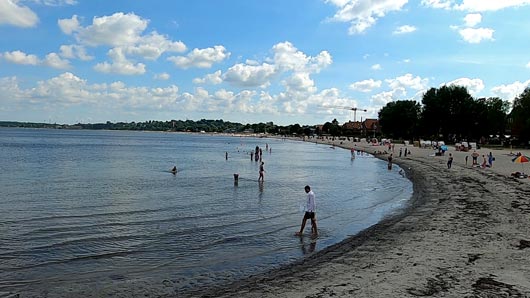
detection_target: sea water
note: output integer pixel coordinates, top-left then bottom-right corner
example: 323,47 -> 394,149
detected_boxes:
0,128 -> 412,296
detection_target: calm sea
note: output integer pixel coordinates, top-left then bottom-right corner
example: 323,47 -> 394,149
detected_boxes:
0,128 -> 412,296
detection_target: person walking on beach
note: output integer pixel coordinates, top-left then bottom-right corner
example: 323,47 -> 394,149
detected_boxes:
387,154 -> 393,170
447,153 -> 453,169
258,161 -> 265,181
296,185 -> 318,236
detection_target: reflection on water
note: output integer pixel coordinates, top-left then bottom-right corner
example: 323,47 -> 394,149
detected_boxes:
299,235 -> 317,255
0,128 -> 412,296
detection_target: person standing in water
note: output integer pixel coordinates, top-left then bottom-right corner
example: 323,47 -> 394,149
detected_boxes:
296,185 -> 318,236
258,161 -> 265,181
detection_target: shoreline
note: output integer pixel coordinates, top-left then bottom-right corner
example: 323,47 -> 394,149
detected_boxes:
184,138 -> 530,297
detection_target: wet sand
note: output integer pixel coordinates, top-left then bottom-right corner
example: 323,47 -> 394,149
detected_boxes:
185,139 -> 530,297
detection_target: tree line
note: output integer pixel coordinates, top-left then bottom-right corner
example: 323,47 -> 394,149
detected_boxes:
0,119 -> 307,135
378,85 -> 530,146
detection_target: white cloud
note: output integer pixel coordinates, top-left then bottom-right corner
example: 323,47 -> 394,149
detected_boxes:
0,72 -> 292,116
421,0 -> 452,9
325,0 -> 409,34
223,63 -> 276,88
1,50 -> 39,65
272,41 -> 332,73
154,73 -> 170,80
444,77 -> 485,94
371,64 -> 382,70
393,25 -> 417,35
174,88 -> 270,114
125,32 -> 187,60
463,13 -> 482,27
0,0 -> 39,27
58,13 -> 186,62
43,53 -> 70,69
349,79 -> 382,92
526,61 -> 530,68
2,50 -> 71,69
454,0 -> 530,12
386,73 -> 429,91
458,27 -> 494,43
491,80 -> 530,102
168,45 -> 230,69
94,47 -> 146,75
73,12 -> 148,47
282,72 -> 317,93
219,42 -> 332,90
59,44 -> 93,61
58,14 -> 80,34
193,70 -> 223,85
14,72 -> 180,109
371,90 -> 399,106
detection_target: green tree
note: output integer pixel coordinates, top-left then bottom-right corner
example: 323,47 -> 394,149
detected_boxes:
322,119 -> 340,136
421,85 -> 474,142
289,123 -> 302,135
473,97 -> 510,140
510,87 -> 530,145
378,100 -> 421,140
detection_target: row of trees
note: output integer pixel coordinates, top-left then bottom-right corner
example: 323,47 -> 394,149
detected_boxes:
378,85 -> 530,145
0,119 -> 309,136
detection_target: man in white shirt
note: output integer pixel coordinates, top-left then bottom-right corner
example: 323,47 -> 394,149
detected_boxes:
296,185 -> 318,236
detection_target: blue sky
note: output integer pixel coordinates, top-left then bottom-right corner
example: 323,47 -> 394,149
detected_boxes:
1,0 -> 529,125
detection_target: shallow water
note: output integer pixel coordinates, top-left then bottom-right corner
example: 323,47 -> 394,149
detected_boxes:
0,128 -> 412,295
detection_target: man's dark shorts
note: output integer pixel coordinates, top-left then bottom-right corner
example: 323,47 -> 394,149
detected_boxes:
303,211 -> 315,220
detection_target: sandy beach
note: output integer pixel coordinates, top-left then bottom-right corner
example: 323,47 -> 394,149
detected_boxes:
185,139 -> 530,298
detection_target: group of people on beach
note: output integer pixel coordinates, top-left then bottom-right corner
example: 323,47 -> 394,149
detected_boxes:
466,150 -> 494,169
